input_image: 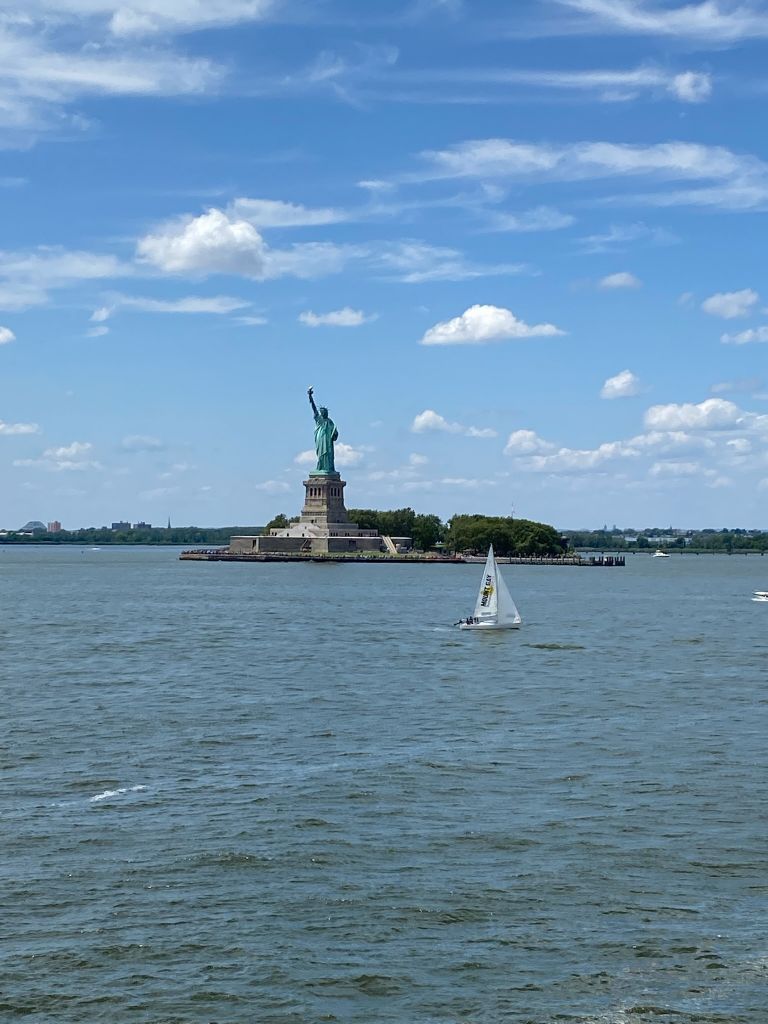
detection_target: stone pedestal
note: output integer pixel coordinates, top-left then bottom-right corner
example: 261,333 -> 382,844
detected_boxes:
300,472 -> 349,528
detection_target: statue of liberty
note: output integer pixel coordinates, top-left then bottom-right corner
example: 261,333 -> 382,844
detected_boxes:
307,387 -> 338,474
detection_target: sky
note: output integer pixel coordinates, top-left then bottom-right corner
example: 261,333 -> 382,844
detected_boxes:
2,0 -> 768,530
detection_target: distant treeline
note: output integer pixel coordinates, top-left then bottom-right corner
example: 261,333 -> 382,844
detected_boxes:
267,508 -> 567,556
564,529 -> 768,552
0,527 -> 262,545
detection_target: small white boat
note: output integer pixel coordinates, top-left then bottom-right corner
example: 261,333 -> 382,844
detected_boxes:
652,549 -> 670,558
752,591 -> 768,603
457,545 -> 522,631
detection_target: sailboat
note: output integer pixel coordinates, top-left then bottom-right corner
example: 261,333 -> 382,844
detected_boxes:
458,545 -> 522,630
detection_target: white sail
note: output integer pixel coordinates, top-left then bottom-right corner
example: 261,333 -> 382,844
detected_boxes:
473,545 -> 499,619
496,564 -> 522,625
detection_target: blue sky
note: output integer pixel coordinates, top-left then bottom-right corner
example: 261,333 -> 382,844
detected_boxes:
2,0 -> 768,530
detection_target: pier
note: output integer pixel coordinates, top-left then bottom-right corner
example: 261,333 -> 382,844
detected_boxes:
180,550 -> 625,566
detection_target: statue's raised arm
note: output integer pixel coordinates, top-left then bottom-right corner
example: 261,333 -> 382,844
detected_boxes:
307,388 -> 338,474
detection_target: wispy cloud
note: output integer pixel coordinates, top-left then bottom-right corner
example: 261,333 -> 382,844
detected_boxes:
299,307 -> 376,327
93,294 -> 251,320
0,247 -> 127,311
702,288 -> 759,318
552,0 -> 768,44
598,271 -> 641,289
412,138 -> 768,211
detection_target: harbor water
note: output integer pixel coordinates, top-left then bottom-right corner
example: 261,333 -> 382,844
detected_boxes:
2,546 -> 766,1023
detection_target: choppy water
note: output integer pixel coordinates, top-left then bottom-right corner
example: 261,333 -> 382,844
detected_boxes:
2,546 -> 767,1024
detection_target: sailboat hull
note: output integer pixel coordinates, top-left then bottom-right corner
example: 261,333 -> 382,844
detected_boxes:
459,620 -> 521,630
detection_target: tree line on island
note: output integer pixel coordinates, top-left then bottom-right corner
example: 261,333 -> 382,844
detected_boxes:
266,509 -> 567,556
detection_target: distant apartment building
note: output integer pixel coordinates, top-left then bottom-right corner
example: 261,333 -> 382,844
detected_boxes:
111,521 -> 131,530
47,521 -> 62,533
133,521 -> 151,529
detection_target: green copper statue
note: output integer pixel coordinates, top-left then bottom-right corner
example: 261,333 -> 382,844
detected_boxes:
307,387 -> 338,474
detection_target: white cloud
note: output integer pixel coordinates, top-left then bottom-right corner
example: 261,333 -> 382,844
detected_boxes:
553,0 -> 768,43
0,248 -> 126,311
580,222 -> 677,253
488,206 -> 575,232
377,241 -> 525,282
411,410 -> 463,433
721,326 -> 768,345
45,442 -> 92,459
504,429 -> 556,455
0,420 -> 40,435
86,326 -> 110,337
524,441 -> 642,473
231,197 -> 345,227
14,439 -> 100,471
601,369 -> 641,398
299,307 -> 375,327
420,304 -> 564,346
702,288 -> 759,319
411,409 -> 497,438
136,207 -> 350,280
415,138 -> 768,211
409,452 -> 428,466
644,398 -> 743,431
0,17 -> 220,147
96,294 -> 250,319
22,0 -> 275,37
649,460 -> 702,478
671,71 -> 712,102
599,271 -> 641,289
121,434 -> 164,452
0,326 -> 15,344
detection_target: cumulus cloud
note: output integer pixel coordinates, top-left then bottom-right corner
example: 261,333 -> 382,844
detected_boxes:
599,271 -> 641,289
648,460 -> 702,478
504,429 -> 556,455
14,440 -> 100,471
0,326 -> 15,344
0,420 -> 40,435
701,288 -> 759,319
420,304 -> 564,346
643,398 -> 743,431
136,207 -> 351,280
411,409 -> 497,437
601,369 -> 641,399
299,307 -> 375,327
721,326 -> 768,345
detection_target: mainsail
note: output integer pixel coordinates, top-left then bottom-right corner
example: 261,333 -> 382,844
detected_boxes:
473,545 -> 499,619
496,563 -> 522,625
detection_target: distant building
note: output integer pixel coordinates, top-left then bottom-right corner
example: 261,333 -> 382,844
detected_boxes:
133,521 -> 151,529
111,521 -> 131,530
19,520 -> 46,533
47,521 -> 62,533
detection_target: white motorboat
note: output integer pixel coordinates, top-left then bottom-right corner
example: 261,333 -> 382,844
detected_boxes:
457,545 -> 522,631
752,591 -> 768,603
652,549 -> 670,558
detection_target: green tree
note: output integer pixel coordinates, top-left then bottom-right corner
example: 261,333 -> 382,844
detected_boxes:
411,513 -> 444,551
